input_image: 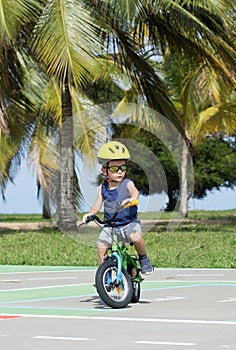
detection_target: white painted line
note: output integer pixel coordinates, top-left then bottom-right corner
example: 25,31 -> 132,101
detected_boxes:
7,314 -> 236,325
28,277 -> 78,281
176,274 -> 225,277
1,280 -> 235,293
0,283 -> 91,292
0,269 -> 96,275
217,297 -> 236,303
144,280 -> 236,283
154,296 -> 187,302
33,336 -> 95,341
154,268 -> 236,271
0,268 -> 234,276
133,340 -> 196,346
1,335 -> 12,337
141,296 -> 187,302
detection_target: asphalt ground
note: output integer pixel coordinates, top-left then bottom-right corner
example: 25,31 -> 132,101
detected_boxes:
0,266 -> 235,350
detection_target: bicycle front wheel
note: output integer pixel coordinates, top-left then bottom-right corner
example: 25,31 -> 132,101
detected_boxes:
95,260 -> 133,308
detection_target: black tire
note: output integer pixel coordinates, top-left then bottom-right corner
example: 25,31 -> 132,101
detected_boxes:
131,281 -> 141,303
95,260 -> 133,308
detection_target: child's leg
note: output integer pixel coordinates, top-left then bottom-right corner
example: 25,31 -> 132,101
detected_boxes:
129,231 -> 146,255
97,242 -> 109,264
129,228 -> 153,274
96,227 -> 112,264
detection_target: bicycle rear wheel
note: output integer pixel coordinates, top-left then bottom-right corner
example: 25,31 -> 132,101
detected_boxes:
95,260 -> 133,308
131,281 -> 141,303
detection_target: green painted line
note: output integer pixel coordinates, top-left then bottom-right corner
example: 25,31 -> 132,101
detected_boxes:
0,265 -> 96,274
0,280 -> 235,318
0,282 -> 204,304
0,306 -> 109,317
1,281 -> 235,305
142,281 -> 201,290
1,281 -> 236,303
0,284 -> 96,303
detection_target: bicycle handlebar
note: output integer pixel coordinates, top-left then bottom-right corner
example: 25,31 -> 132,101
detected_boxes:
85,199 -> 138,225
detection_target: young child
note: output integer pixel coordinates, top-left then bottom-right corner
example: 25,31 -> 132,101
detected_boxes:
83,141 -> 153,275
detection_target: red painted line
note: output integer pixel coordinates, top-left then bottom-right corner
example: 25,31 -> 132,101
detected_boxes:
0,315 -> 24,320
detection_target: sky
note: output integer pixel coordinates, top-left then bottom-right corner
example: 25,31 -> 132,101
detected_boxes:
0,160 -> 235,214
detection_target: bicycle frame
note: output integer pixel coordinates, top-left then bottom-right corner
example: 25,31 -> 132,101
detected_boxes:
83,200 -> 143,307
85,200 -> 143,286
107,226 -> 143,286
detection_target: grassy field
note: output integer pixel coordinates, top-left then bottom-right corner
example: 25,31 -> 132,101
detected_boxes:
0,210 -> 235,268
0,214 -> 48,222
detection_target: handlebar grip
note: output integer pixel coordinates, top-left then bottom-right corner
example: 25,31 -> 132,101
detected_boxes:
86,214 -> 95,223
123,199 -> 139,208
85,214 -> 105,225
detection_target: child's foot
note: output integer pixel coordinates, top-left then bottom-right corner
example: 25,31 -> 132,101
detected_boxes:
139,257 -> 153,275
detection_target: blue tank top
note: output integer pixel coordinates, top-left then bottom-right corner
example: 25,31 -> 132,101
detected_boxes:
102,178 -> 138,227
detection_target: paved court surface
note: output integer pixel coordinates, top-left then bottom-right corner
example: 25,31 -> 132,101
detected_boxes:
0,266 -> 235,350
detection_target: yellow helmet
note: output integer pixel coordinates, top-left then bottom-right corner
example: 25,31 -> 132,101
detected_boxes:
97,141 -> 130,164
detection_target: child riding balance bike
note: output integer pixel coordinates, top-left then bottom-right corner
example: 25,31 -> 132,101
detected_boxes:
83,141 -> 153,307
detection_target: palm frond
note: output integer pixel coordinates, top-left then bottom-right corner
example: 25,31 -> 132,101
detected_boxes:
195,101 -> 236,140
181,64 -> 236,140
0,0 -> 42,41
144,1 -> 236,85
32,0 -> 104,87
72,88 -> 108,164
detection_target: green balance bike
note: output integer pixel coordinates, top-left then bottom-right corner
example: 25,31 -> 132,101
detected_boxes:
86,200 -> 144,309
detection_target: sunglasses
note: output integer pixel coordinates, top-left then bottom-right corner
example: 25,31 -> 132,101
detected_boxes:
107,164 -> 128,173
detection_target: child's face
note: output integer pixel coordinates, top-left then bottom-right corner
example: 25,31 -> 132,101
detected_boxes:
102,159 -> 127,182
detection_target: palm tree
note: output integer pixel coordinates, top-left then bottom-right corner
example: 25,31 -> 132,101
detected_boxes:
1,0 -> 236,224
161,51 -> 236,215
0,1 -> 105,228
90,0 -> 236,216
28,1 -> 107,230
0,0 -> 43,198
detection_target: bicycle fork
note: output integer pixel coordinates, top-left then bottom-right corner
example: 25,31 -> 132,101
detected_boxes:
112,251 -> 123,284
103,252 -> 123,294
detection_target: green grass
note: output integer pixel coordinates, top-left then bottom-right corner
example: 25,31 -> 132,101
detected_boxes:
0,228 -> 98,266
0,210 -> 235,268
146,224 -> 236,268
0,214 -> 49,222
1,209 -> 235,222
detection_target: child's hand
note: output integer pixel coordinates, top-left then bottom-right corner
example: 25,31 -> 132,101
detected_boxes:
121,198 -> 138,208
82,213 -> 90,224
121,198 -> 131,207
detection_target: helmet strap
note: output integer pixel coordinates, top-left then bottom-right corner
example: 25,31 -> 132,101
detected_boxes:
106,175 -> 115,183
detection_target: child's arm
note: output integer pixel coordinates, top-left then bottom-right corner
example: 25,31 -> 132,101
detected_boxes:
82,185 -> 103,223
122,180 -> 139,206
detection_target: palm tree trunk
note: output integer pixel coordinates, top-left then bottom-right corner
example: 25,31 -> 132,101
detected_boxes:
166,188 -> 177,212
57,77 -> 78,232
42,190 -> 51,219
179,140 -> 189,217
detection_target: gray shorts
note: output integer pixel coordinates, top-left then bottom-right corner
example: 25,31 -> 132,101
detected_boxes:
97,221 -> 142,248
